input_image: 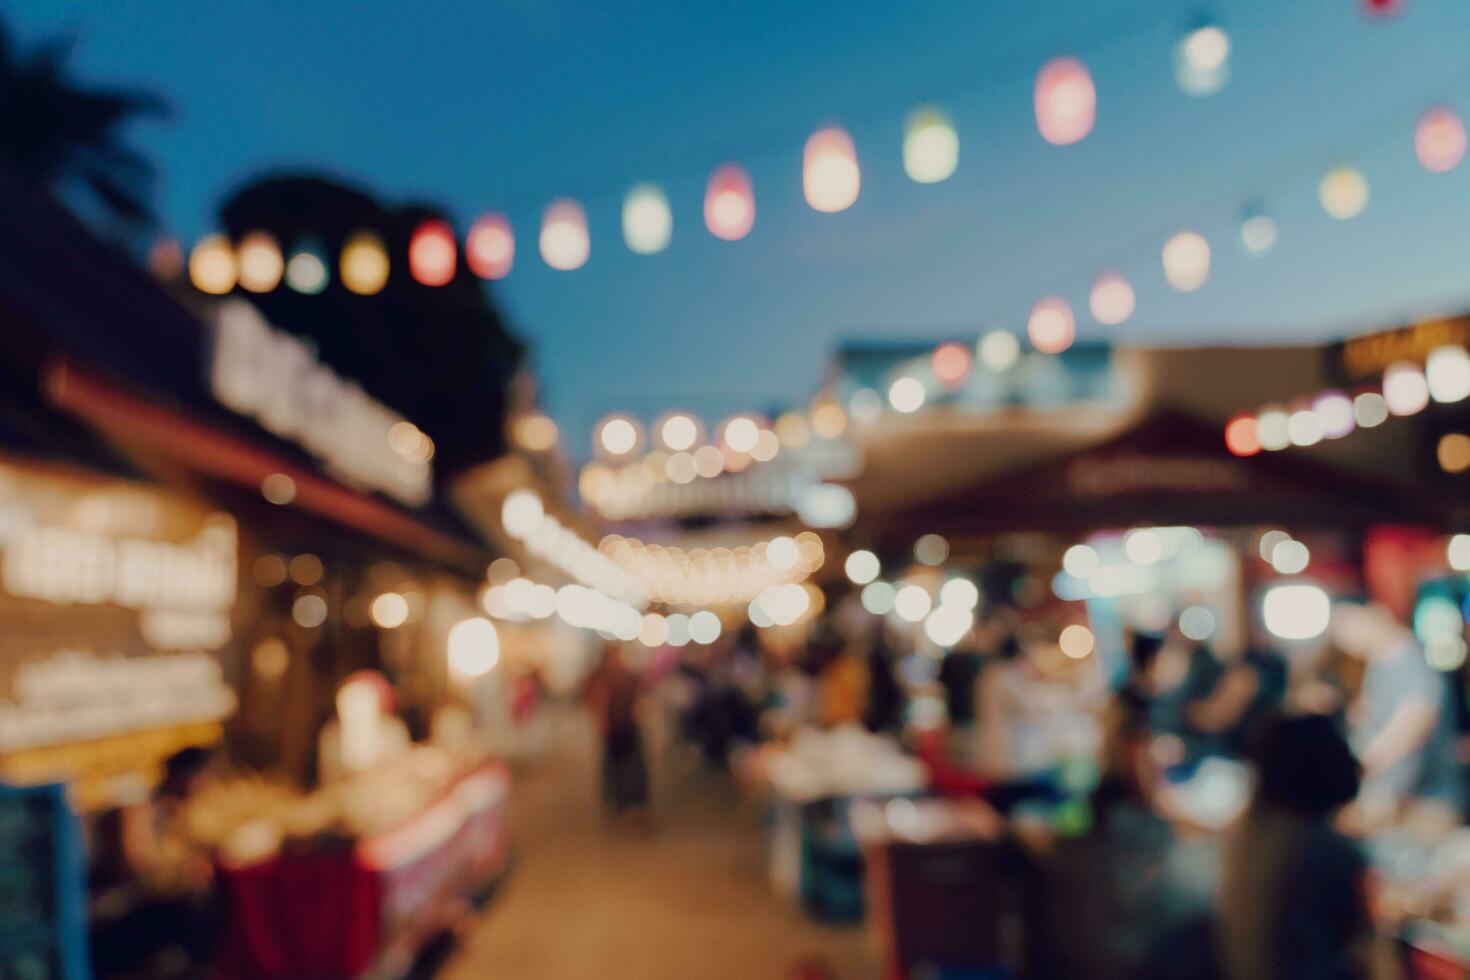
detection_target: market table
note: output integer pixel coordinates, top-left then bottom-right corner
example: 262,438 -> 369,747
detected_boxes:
216,759 -> 510,979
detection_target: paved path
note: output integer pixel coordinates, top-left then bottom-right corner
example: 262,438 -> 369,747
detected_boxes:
440,708 -> 877,980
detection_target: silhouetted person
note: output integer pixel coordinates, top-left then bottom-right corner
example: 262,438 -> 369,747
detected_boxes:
586,643 -> 651,828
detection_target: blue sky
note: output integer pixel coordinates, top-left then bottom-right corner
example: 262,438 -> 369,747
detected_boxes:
11,0 -> 1470,452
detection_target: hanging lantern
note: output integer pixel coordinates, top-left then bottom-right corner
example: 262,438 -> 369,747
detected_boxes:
409,219 -> 457,286
1027,296 -> 1076,354
466,213 -> 514,280
1162,231 -> 1210,292
930,342 -> 972,388
705,164 -> 755,241
622,183 -> 673,255
1174,20 -> 1231,96
1319,166 -> 1369,220
1416,107 -> 1466,173
803,127 -> 860,213
285,240 -> 329,294
188,234 -> 237,295
904,107 -> 959,184
340,231 -> 390,295
1034,57 -> 1096,146
540,199 -> 589,271
236,231 -> 284,293
1088,272 -> 1135,325
1239,206 -> 1278,256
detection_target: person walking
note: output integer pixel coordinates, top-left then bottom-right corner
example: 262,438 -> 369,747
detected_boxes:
586,643 -> 652,829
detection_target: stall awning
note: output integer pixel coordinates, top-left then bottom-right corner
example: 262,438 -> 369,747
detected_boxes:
46,358 -> 483,572
871,410 -> 1453,542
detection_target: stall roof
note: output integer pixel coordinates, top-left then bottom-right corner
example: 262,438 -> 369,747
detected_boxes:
870,410 -> 1454,542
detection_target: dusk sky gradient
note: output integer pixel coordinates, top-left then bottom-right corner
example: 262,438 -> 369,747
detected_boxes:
11,0 -> 1470,452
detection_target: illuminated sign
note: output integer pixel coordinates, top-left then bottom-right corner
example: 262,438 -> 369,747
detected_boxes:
211,300 -> 432,506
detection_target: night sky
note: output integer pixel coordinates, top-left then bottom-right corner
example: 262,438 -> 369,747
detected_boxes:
11,0 -> 1470,453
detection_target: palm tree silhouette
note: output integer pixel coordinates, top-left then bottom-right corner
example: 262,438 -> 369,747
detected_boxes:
0,22 -> 166,236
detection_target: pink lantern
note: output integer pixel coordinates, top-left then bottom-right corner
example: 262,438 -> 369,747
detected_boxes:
1028,296 -> 1076,354
1035,57 -> 1096,146
409,220 -> 457,287
803,127 -> 860,213
466,213 -> 514,280
705,164 -> 755,241
1416,107 -> 1466,173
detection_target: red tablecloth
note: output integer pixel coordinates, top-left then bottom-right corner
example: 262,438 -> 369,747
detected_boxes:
217,760 -> 510,979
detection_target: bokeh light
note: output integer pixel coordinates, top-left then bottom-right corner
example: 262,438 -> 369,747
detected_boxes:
189,234 -> 237,295
1224,415 -> 1261,456
1353,390 -> 1390,428
409,219 -> 457,286
236,231 -> 284,292
1059,624 -> 1095,659
803,127 -> 861,213
1034,56 -> 1096,146
448,617 -> 500,676
1319,166 -> 1369,220
1426,344 -> 1470,403
1088,272 -> 1135,325
1416,107 -> 1467,173
1261,584 -> 1330,640
931,342 -> 972,388
903,106 -> 959,183
1175,22 -> 1231,96
341,231 -> 390,295
598,416 -> 641,456
540,199 -> 590,271
1028,296 -> 1076,354
658,412 -> 700,451
978,331 -> 1021,372
1383,361 -> 1430,416
1239,208 -> 1278,256
623,183 -> 673,255
845,549 -> 880,585
285,241 -> 329,294
1162,231 -> 1210,292
1313,390 -> 1356,439
888,377 -> 926,414
466,213 -> 515,279
705,164 -> 755,241
894,584 -> 933,622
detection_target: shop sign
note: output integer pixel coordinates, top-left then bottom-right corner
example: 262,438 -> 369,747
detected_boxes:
1337,316 -> 1470,380
210,300 -> 432,506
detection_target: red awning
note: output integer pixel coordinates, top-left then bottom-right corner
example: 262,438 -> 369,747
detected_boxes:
46,358 -> 483,571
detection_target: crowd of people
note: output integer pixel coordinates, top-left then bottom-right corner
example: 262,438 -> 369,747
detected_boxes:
588,582 -> 1469,979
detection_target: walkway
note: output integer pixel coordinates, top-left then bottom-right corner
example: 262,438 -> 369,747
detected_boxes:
440,707 -> 877,979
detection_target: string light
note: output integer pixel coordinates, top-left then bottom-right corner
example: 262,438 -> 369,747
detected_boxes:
705,164 -> 755,241
903,106 -> 959,184
623,183 -> 673,254
236,231 -> 284,292
1312,390 -> 1356,439
1088,272 -> 1135,325
540,198 -> 590,271
804,127 -> 861,213
1028,296 -> 1076,354
1383,361 -> 1429,416
1425,345 -> 1470,403
888,377 -> 926,413
1034,56 -> 1096,146
409,219 -> 457,286
1224,415 -> 1261,456
1239,207 -> 1278,256
597,415 -> 642,457
1175,21 -> 1230,96
466,213 -> 515,279
657,412 -> 700,452
931,342 -> 972,388
285,241 -> 329,294
1162,231 -> 1210,292
1416,107 -> 1467,173
978,331 -> 1021,372
1319,166 -> 1369,220
340,231 -> 389,295
189,234 -> 237,295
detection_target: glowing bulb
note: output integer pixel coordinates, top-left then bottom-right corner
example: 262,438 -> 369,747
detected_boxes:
1313,390 -> 1357,440
1175,23 -> 1230,96
341,231 -> 389,295
767,535 -> 799,571
886,377 -> 925,414
189,234 -> 237,295
904,106 -> 959,183
978,331 -> 1021,372
1124,529 -> 1163,565
1262,584 -> 1330,640
1162,231 -> 1210,292
236,231 -> 284,292
1028,296 -> 1076,354
1416,107 -> 1466,173
1426,345 -> 1470,403
705,164 -> 755,241
1035,57 -> 1096,146
292,594 -> 328,629
513,414 -> 559,452
1383,361 -> 1429,416
659,413 -> 699,451
845,549 -> 880,585
775,412 -> 810,449
371,592 -> 409,629
720,416 -> 759,454
1256,406 -> 1291,451
850,388 -> 884,424
448,617 -> 499,676
466,213 -> 514,279
914,533 -> 949,566
1353,391 -> 1389,428
862,581 -> 896,616
894,584 -> 933,623
1059,624 -> 1095,659
501,489 -> 544,539
1287,409 -> 1323,447
1224,415 -> 1262,457
689,610 -> 722,645
1179,606 -> 1215,641
925,604 -> 974,648
1239,210 -> 1278,256
285,242 -> 329,294
1270,539 -> 1310,575
939,577 -> 979,610
1436,433 -> 1470,474
598,416 -> 640,456
1319,167 -> 1369,220
803,127 -> 860,213
409,219 -> 457,286
622,183 -> 673,254
751,429 -> 780,462
540,199 -> 590,271
1448,533 -> 1470,571
1062,544 -> 1099,578
1088,272 -> 1135,325
811,402 -> 847,439
931,342 -> 972,388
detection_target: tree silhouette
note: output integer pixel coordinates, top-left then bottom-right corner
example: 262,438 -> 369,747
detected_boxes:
0,22 -> 166,235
